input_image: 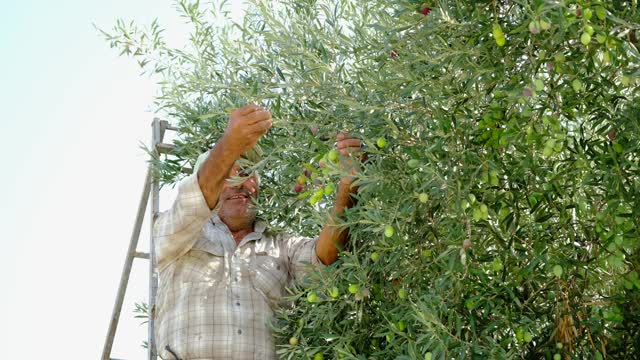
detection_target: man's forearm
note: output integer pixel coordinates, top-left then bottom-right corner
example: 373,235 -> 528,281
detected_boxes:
316,178 -> 358,265
197,104 -> 273,210
197,135 -> 242,210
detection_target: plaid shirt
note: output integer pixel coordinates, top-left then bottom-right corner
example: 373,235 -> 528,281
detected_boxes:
153,174 -> 324,360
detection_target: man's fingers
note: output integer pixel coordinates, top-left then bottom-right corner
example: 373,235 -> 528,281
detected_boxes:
337,138 -> 362,150
237,103 -> 261,116
249,118 -> 272,135
258,119 -> 273,131
337,132 -> 359,143
339,146 -> 362,156
245,109 -> 272,124
339,147 -> 362,155
337,136 -> 363,156
336,132 -> 350,141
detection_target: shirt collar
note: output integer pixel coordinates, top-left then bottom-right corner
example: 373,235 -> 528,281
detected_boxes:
212,214 -> 267,249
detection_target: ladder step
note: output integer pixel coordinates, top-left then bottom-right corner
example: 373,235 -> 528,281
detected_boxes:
134,252 -> 150,259
159,120 -> 179,132
155,143 -> 175,154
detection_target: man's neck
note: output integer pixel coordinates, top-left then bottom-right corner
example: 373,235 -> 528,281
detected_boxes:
230,228 -> 253,245
218,214 -> 256,245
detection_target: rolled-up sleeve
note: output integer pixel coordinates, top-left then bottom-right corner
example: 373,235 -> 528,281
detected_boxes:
153,173 -> 215,271
284,235 -> 326,282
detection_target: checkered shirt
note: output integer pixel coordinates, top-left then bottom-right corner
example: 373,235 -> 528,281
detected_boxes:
153,174 -> 324,360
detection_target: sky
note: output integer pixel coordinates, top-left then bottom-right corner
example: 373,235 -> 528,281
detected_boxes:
0,1 -> 240,358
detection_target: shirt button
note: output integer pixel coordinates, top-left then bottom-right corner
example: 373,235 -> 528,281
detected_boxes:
236,302 -> 240,306
234,277 -> 238,282
237,329 -> 242,335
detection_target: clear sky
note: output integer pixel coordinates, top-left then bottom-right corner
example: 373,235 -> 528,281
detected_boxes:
0,1 -> 239,358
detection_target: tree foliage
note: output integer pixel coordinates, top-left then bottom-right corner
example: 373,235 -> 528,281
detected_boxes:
102,0 -> 640,358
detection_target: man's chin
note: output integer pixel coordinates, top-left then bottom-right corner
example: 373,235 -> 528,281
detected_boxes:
219,208 -> 257,225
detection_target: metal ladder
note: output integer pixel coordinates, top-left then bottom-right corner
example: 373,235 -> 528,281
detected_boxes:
101,118 -> 183,360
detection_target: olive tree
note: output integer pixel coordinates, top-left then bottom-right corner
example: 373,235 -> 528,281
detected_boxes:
102,0 -> 640,358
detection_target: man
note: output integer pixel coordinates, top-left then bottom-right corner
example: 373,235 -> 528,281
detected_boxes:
153,104 -> 362,359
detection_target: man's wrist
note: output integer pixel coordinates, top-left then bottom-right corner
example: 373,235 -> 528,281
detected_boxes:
217,132 -> 245,159
339,177 -> 358,192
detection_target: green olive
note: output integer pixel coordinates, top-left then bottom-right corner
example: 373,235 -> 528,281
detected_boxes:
307,292 -> 318,303
384,225 -> 395,237
328,149 -> 338,162
398,288 -> 408,299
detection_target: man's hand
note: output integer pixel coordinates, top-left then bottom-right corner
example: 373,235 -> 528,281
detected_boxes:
336,132 -> 363,183
336,132 -> 362,156
223,104 -> 273,156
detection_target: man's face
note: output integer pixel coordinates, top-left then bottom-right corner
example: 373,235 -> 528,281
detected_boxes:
218,163 -> 259,229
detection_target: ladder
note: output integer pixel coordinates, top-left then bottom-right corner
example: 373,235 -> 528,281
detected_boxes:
101,118 -> 184,360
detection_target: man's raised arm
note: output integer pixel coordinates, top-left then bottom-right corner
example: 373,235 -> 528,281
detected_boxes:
315,133 -> 362,265
198,104 -> 272,209
154,104 -> 272,270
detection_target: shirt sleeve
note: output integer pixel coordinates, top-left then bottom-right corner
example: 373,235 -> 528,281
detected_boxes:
284,234 -> 326,282
153,173 -> 216,271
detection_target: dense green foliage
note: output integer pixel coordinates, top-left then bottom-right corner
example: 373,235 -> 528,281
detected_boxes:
103,0 -> 640,358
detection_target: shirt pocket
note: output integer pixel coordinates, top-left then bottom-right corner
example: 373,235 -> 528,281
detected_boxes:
250,252 -> 288,303
175,249 -> 225,285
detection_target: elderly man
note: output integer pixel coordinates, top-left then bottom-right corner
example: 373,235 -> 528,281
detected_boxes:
153,104 -> 362,359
